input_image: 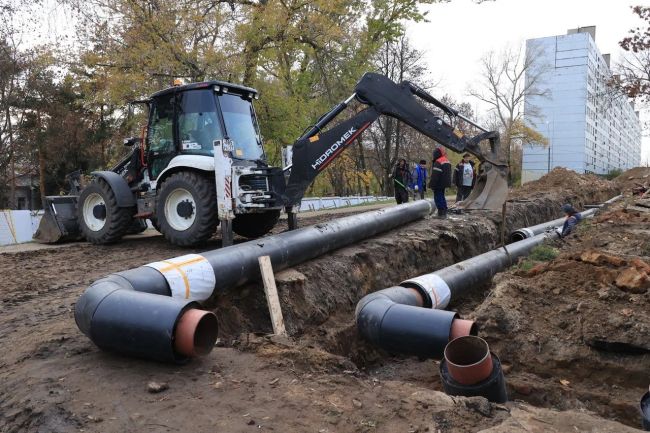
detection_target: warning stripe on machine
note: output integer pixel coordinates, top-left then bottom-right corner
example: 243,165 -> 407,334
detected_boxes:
144,254 -> 216,301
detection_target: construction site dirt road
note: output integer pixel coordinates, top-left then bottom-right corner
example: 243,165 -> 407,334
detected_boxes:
1,168 -> 649,433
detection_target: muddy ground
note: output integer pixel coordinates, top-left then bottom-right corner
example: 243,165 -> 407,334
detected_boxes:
1,168 -> 648,432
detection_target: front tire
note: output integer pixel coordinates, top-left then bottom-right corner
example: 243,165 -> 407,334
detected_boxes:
232,210 -> 281,238
156,171 -> 218,246
77,179 -> 134,244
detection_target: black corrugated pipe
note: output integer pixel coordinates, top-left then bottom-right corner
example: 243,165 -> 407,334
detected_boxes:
509,195 -> 622,242
355,286 -> 477,359
439,336 -> 508,403
75,200 -> 435,363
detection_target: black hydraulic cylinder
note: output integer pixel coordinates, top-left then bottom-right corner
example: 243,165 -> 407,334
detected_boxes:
439,354 -> 508,403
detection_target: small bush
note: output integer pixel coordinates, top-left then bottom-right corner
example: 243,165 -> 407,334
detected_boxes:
604,168 -> 623,180
528,244 -> 559,262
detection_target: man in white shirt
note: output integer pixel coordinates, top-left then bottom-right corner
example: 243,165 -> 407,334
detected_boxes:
454,153 -> 476,202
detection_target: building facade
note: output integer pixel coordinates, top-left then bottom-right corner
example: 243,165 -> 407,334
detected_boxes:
522,26 -> 642,183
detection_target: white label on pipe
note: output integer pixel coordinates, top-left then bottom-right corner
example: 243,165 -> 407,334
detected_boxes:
401,273 -> 451,309
145,254 -> 215,301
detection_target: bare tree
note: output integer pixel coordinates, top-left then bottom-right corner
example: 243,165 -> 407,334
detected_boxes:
468,44 -> 550,184
366,35 -> 432,195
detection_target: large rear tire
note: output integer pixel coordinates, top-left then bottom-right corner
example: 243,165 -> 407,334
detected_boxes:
156,171 -> 218,246
232,210 -> 281,239
77,179 -> 134,244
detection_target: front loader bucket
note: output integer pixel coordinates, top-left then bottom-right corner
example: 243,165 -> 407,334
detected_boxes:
33,196 -> 82,243
457,163 -> 509,211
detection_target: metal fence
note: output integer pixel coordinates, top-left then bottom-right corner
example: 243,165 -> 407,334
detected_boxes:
299,196 -> 390,212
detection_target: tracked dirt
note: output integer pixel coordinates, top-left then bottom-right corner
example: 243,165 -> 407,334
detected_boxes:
0,171 -> 642,433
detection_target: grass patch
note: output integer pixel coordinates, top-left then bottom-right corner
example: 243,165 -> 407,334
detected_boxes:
517,244 -> 559,271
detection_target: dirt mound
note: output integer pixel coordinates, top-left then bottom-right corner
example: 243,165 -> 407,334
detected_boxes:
614,167 -> 650,190
511,167 -> 616,200
473,205 -> 650,427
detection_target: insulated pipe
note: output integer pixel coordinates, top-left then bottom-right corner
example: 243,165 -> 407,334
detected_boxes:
75,200 -> 434,362
641,389 -> 650,431
439,336 -> 508,403
509,194 -> 622,242
355,286 -> 477,359
402,229 -> 560,307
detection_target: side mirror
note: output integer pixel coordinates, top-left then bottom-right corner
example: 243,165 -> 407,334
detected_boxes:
124,137 -> 142,147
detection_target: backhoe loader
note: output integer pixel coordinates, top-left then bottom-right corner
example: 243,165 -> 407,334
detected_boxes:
34,73 -> 508,247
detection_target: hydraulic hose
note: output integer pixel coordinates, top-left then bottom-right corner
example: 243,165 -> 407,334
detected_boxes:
509,195 -> 622,242
75,200 -> 434,363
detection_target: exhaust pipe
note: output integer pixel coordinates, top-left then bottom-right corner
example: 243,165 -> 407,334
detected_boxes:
439,336 -> 507,403
509,195 -> 622,242
76,200 -> 434,363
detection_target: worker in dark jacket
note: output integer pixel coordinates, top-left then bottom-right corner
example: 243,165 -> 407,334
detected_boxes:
429,147 -> 452,217
410,159 -> 427,200
391,158 -> 412,204
558,204 -> 582,238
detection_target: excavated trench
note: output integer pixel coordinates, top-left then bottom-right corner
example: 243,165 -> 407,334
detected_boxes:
199,177 -> 650,426
209,185 -> 617,343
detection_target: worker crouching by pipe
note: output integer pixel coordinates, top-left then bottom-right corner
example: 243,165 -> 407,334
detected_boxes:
439,336 -> 508,403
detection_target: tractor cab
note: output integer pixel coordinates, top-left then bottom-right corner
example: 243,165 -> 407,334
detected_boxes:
145,82 -> 266,179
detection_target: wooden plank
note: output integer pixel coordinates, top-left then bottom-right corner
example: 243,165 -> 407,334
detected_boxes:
258,255 -> 287,336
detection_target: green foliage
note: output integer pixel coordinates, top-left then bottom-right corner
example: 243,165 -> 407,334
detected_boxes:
604,168 -> 623,180
517,244 -> 559,271
528,244 -> 559,262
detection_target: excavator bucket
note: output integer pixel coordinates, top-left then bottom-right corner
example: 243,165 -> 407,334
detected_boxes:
33,196 -> 82,243
456,162 -> 509,211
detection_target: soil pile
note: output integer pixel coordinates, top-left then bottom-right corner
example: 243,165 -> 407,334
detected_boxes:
473,204 -> 650,427
511,167 -> 617,200
614,166 -> 650,191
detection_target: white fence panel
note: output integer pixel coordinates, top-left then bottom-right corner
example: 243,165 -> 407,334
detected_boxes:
1,210 -> 43,246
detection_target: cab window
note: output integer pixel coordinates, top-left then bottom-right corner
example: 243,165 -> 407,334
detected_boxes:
177,89 -> 224,156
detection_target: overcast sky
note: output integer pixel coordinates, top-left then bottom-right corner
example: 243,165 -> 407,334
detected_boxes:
408,0 -> 650,164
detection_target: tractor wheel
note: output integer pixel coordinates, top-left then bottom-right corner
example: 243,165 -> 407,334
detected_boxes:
156,171 -> 218,246
232,210 -> 281,239
126,218 -> 148,235
77,179 -> 134,244
149,217 -> 161,233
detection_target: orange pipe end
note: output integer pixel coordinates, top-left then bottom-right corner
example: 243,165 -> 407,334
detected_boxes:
444,335 -> 493,385
449,318 -> 478,341
174,308 -> 219,358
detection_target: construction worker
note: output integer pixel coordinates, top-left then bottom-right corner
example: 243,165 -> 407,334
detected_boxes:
391,158 -> 412,204
558,204 -> 582,237
429,147 -> 452,218
454,153 -> 476,202
411,159 -> 428,200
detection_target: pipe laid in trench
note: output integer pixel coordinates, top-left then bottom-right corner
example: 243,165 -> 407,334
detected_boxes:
509,195 -> 622,242
356,199 -> 617,360
439,336 -> 508,403
75,200 -> 435,363
355,285 -> 477,359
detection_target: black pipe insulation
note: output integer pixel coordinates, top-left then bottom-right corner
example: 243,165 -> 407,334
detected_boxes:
355,286 -> 475,359
641,390 -> 650,430
75,200 -> 434,362
440,353 -> 508,403
509,194 -> 622,242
